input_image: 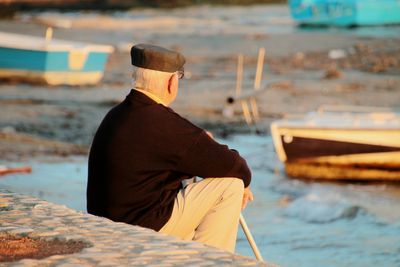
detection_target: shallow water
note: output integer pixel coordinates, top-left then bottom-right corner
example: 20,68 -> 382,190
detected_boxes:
1,134 -> 400,267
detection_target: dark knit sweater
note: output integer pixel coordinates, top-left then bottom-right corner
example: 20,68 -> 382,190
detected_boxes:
87,89 -> 251,231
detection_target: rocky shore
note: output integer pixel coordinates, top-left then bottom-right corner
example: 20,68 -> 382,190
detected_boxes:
1,190 -> 275,266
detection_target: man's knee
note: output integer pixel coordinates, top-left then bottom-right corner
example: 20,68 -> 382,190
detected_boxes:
201,177 -> 245,195
224,177 -> 244,195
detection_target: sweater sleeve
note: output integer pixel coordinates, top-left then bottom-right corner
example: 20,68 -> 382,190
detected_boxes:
175,131 -> 251,187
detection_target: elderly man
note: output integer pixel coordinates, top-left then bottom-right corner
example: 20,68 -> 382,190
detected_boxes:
87,44 -> 253,252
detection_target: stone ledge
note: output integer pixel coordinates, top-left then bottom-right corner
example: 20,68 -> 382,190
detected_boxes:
0,190 -> 277,266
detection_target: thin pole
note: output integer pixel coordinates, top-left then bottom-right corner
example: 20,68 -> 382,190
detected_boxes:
45,26 -> 53,45
241,100 -> 253,125
250,47 -> 265,124
249,97 -> 260,123
254,47 -> 265,90
236,54 -> 244,97
239,213 -> 264,262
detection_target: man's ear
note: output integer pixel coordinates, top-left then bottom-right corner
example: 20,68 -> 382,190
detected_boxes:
168,74 -> 178,94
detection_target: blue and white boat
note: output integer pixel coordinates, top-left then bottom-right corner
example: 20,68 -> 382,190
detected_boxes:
0,31 -> 114,86
289,0 -> 400,27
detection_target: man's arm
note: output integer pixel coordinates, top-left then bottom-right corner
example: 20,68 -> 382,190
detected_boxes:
176,131 -> 251,187
206,131 -> 254,209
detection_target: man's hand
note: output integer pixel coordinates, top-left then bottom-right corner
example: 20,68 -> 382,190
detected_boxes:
205,131 -> 214,139
242,187 -> 254,210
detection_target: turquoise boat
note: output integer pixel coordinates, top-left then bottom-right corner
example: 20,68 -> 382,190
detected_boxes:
0,31 -> 114,85
289,0 -> 400,27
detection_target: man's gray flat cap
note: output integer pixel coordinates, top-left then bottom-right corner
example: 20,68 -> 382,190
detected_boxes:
130,44 -> 185,73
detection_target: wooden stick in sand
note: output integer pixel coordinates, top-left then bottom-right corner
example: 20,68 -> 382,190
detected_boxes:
235,54 -> 253,124
254,47 -> 265,91
249,47 -> 265,124
235,54 -> 244,97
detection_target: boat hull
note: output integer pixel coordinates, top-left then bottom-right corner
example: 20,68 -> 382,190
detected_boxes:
271,123 -> 400,181
285,161 -> 400,181
0,32 -> 113,86
289,0 -> 400,27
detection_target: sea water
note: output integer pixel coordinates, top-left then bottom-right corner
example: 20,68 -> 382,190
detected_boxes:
1,134 -> 399,267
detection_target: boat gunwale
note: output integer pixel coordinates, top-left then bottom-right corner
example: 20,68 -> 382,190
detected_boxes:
0,32 -> 114,53
270,124 -> 400,131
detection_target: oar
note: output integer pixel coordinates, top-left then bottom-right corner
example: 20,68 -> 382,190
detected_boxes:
239,213 -> 264,262
0,166 -> 32,176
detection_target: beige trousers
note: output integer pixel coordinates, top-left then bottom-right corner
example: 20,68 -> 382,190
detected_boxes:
159,177 -> 244,253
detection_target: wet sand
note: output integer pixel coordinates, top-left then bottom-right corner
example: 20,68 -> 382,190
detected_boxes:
0,4 -> 399,159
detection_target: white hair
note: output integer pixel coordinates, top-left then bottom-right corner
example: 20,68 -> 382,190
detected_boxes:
132,67 -> 174,94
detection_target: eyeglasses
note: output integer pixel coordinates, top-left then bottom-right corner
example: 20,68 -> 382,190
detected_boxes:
177,69 -> 184,79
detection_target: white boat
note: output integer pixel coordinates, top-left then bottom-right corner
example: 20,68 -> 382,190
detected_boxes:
0,31 -> 114,86
271,106 -> 400,181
